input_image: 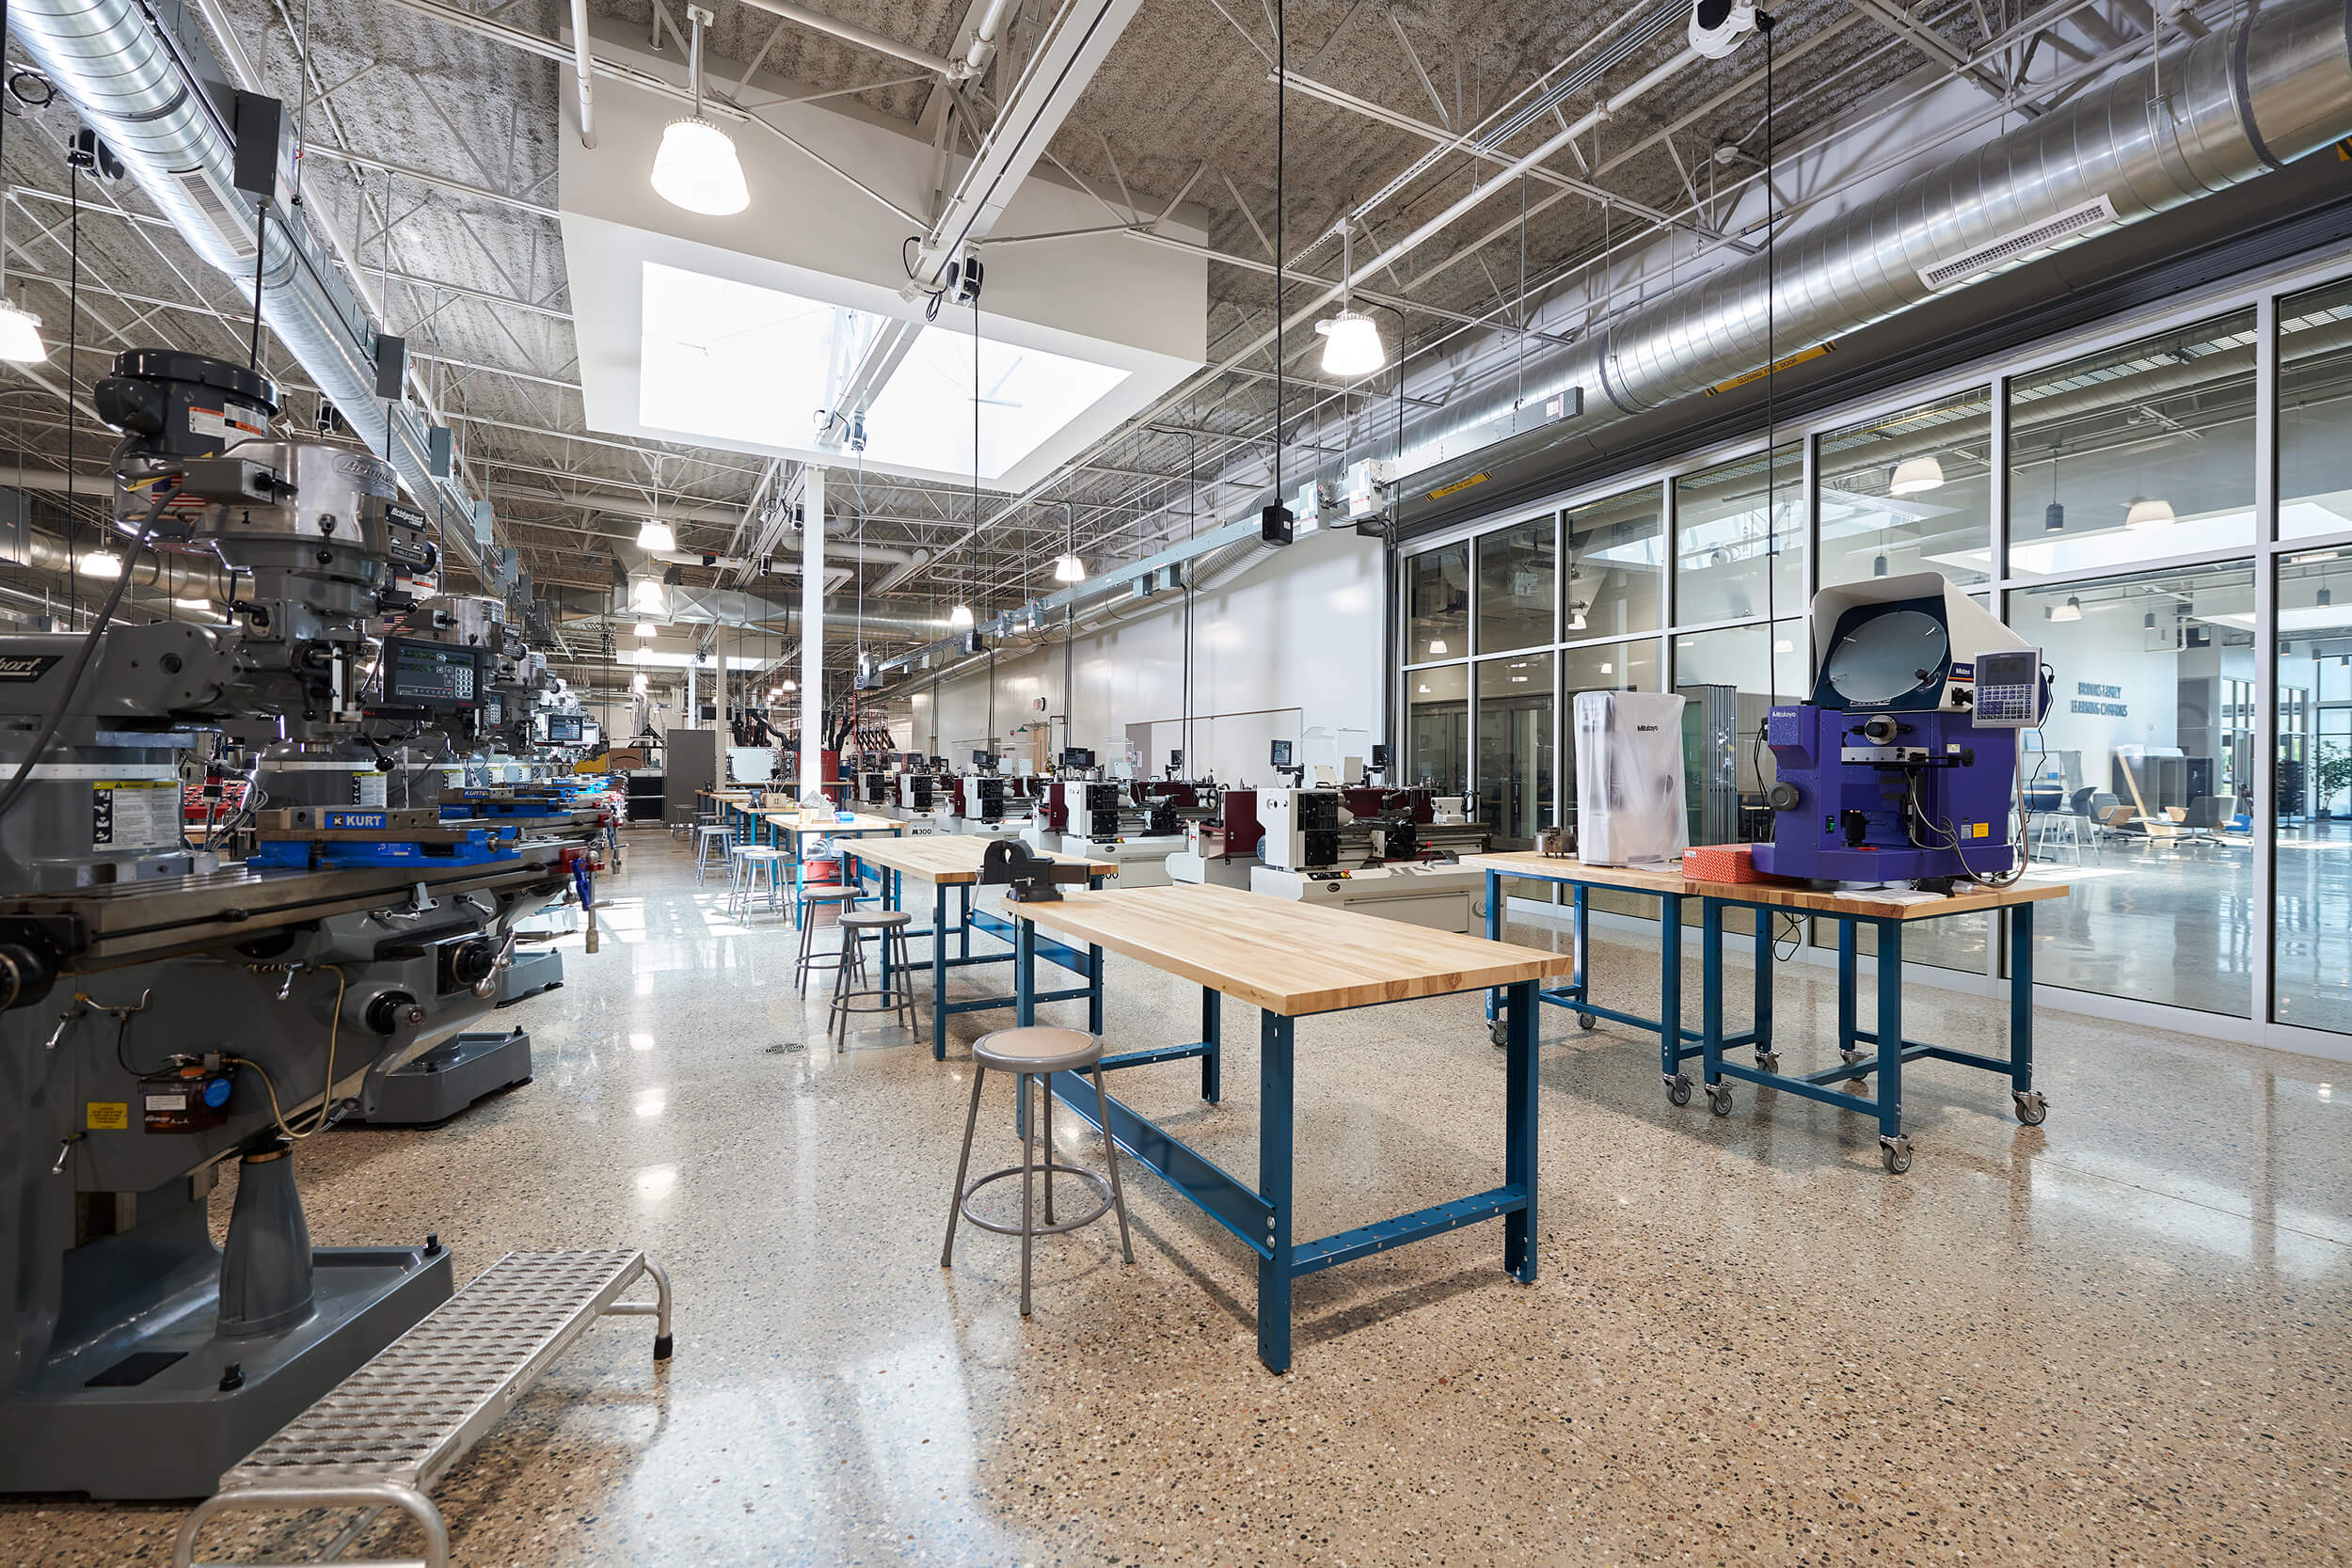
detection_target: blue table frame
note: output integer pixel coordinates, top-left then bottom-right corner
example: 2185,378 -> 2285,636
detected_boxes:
876,867 -> 1109,1059
762,816 -> 906,925
1481,864 -> 1770,1101
1009,910 -> 1542,1374
1695,894 -> 2047,1173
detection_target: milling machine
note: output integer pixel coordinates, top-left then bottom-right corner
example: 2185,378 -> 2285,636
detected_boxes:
0,351 -> 602,1497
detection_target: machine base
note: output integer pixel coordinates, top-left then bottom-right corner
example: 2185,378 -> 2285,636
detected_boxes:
1018,823 -> 1066,854
1167,849 -> 1256,889
0,1243 -> 453,1499
494,945 -> 564,1005
1248,863 -> 1482,931
1064,835 -> 1184,889
354,1028 -> 533,1126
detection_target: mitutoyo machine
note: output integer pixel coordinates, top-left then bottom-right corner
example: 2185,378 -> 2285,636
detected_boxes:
0,351 -> 598,1497
1754,573 -> 2047,888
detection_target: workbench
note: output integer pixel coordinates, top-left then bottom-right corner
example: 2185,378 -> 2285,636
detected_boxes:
1006,882 -> 1566,1372
759,811 -> 906,918
1468,851 -> 2069,1172
851,835 -> 1117,1058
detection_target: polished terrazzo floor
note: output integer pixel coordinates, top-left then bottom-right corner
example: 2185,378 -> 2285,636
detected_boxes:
5,831 -> 2348,1566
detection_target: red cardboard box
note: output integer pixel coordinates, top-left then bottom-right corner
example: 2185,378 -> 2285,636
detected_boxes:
1682,844 -> 1779,883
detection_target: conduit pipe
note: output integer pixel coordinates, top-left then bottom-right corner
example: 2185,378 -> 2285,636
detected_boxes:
569,0 -> 597,147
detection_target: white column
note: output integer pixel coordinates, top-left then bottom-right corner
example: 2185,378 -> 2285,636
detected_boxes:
801,466 -> 826,799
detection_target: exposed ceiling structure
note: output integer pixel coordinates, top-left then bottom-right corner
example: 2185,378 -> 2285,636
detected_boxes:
0,0 -> 2185,690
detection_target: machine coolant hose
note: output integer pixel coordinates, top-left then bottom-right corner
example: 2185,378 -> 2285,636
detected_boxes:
0,470 -> 181,822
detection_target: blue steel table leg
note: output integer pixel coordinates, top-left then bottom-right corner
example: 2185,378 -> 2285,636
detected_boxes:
1753,905 -> 1776,1069
1201,987 -> 1223,1102
881,869 -> 897,995
932,880 -> 950,1060
1088,944 -> 1104,1034
1483,869 -> 1502,1023
1572,884 -> 1590,997
960,884 -> 972,959
1877,919 -> 1907,1169
1700,897 -> 1727,1115
1502,978 -> 1537,1283
1661,893 -> 1688,1101
2010,903 -> 2036,1094
1257,1009 -> 1295,1374
1015,917 -> 1037,1138
1837,918 -> 1857,1059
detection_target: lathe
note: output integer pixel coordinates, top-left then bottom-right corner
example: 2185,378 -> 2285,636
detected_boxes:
0,350 -> 602,1498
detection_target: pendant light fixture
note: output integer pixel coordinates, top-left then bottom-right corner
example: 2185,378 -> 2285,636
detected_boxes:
948,602 -> 975,628
651,6 -> 749,216
633,621 -> 657,638
630,577 -> 664,612
2043,443 -> 2064,531
2051,594 -> 2083,622
1888,456 -> 1944,496
1053,500 -> 1085,583
636,514 -> 676,553
2123,495 -> 2176,530
78,548 -> 122,579
1314,220 -> 1386,378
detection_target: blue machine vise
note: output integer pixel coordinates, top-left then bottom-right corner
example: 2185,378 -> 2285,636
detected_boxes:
1752,574 -> 2046,888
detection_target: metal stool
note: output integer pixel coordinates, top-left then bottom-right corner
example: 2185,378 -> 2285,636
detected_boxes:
693,824 -> 733,885
940,1027 -> 1134,1317
829,910 -> 916,1045
793,886 -> 864,997
731,846 -> 790,919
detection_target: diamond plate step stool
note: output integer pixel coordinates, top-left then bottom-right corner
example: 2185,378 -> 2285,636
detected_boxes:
171,1249 -> 673,1568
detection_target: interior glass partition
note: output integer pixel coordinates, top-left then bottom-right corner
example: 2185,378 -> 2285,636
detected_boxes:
1476,517 -> 1555,653
1406,662 -> 1469,795
1674,445 -> 1804,626
1818,389 -> 1993,588
2010,561 -> 2256,1016
2007,309 -> 2257,577
2280,277 -> 2352,539
1565,485 -> 1664,640
2273,551 -> 2352,1032
1407,544 -> 1470,660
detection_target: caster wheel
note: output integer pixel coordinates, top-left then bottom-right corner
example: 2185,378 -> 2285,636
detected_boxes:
1880,1136 -> 1913,1175
1707,1085 -> 1734,1117
1577,1011 -> 1598,1032
2012,1089 -> 2048,1127
1755,1052 -> 1780,1074
1666,1074 -> 1693,1107
1488,1018 -> 1508,1050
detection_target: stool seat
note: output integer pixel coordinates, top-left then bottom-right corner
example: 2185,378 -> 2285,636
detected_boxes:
801,883 -> 859,901
975,1026 -> 1102,1075
838,909 -> 910,931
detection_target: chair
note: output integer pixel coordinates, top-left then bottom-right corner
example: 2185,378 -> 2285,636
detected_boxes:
729,846 -> 790,919
2178,795 -> 2234,846
940,1027 -> 1134,1317
828,910 -> 916,1046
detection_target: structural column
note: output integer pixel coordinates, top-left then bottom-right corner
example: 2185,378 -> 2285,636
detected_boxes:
801,465 -> 827,799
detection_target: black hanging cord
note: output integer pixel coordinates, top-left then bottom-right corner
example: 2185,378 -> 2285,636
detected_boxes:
1760,8 -> 1779,708
64,159 -> 80,626
247,198 -> 268,374
1273,0 -> 1285,504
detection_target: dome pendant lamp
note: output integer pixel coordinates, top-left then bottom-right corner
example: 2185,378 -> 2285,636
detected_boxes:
1315,220 -> 1386,379
652,7 -> 749,216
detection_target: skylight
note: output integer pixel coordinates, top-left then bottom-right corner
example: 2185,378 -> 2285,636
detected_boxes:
635,261 -> 1129,483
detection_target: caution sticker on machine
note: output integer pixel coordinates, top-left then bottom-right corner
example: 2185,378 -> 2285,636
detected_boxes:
186,401 -> 271,444
92,780 -> 180,850
86,1101 -> 129,1131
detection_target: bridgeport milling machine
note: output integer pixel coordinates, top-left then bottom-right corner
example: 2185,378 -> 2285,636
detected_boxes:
0,351 -> 605,1498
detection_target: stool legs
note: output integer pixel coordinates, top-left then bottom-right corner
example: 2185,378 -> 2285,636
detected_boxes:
1019,1074 -> 1036,1317
1041,1077 -> 1055,1227
942,1065 -> 987,1268
1091,1066 -> 1135,1264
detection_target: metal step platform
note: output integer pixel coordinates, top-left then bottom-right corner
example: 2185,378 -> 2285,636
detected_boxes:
172,1248 -> 672,1568
350,1030 -> 534,1127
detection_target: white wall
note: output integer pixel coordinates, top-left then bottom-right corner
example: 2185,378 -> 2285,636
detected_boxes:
908,527 -> 1383,785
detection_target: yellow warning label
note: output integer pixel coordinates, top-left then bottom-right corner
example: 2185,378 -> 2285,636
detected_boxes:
1427,471 -> 1489,501
86,1101 -> 129,1131
1707,341 -> 1836,396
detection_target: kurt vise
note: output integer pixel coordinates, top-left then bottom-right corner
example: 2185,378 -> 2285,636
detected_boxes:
1754,573 -> 2048,888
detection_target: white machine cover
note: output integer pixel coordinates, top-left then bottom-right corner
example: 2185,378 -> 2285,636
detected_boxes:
1574,690 -> 1689,867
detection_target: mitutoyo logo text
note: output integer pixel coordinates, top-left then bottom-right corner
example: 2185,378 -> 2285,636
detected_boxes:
0,654 -> 60,681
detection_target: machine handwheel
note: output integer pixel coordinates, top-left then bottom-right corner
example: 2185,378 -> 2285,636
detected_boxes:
1707,1084 -> 1733,1117
1880,1136 -> 1913,1175
1576,1011 -> 1597,1031
1755,1051 -> 1780,1074
1488,1018 -> 1508,1050
2011,1089 -> 2049,1127
1665,1074 -> 1692,1107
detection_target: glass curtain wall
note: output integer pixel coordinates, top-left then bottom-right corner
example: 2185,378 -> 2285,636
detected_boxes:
1400,263 -> 2352,1045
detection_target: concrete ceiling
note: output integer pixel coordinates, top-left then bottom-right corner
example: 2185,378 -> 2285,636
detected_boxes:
0,0 -> 2132,678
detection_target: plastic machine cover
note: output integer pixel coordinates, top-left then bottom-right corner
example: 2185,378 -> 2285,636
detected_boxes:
1574,690 -> 1689,867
